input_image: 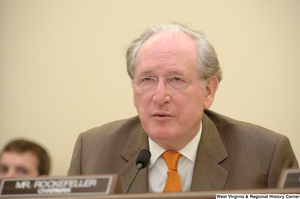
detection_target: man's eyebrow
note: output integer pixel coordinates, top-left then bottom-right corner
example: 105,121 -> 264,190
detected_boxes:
16,166 -> 29,171
0,164 -> 7,168
16,166 -> 27,169
136,70 -> 153,76
168,70 -> 185,76
137,70 -> 185,76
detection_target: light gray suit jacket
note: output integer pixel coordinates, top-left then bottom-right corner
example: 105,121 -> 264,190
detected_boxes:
68,110 -> 298,193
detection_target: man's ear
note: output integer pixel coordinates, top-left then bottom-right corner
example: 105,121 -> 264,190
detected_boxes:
203,76 -> 219,109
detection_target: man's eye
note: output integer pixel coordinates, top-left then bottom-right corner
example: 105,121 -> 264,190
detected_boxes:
170,76 -> 188,82
141,77 -> 156,84
17,167 -> 29,175
144,77 -> 153,82
0,166 -> 8,174
173,77 -> 182,81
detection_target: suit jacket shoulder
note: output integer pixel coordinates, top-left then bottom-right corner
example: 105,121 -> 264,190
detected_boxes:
68,116 -> 148,175
203,109 -> 299,188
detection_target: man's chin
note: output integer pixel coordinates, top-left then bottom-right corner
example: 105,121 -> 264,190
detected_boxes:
148,130 -> 179,142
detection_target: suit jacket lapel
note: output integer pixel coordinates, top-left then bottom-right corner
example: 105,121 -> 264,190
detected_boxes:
118,122 -> 149,193
117,112 -> 229,192
191,113 -> 229,191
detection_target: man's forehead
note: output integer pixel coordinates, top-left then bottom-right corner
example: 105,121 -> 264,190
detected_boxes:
1,151 -> 38,163
133,31 -> 199,79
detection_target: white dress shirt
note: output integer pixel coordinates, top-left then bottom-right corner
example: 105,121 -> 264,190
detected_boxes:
148,122 -> 202,193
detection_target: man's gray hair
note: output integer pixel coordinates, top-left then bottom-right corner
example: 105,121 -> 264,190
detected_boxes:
126,22 -> 222,83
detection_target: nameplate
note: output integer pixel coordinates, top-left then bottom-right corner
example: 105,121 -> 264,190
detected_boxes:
0,174 -> 118,197
277,169 -> 300,188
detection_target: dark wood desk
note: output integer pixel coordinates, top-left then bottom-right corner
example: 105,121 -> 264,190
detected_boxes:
1,188 -> 299,199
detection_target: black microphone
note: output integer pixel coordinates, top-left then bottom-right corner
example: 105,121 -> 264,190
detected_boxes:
124,149 -> 151,194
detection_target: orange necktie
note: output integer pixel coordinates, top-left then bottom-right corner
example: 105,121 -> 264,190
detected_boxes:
161,151 -> 182,192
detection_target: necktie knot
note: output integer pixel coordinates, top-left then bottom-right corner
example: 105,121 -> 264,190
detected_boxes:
161,151 -> 182,171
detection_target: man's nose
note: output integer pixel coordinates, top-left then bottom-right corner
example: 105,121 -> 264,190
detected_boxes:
152,79 -> 171,105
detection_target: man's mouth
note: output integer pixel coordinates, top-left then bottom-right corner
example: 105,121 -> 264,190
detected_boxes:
152,111 -> 173,118
155,114 -> 167,117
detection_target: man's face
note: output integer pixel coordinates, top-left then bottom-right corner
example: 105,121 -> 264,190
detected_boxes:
0,151 -> 39,178
133,32 -> 214,151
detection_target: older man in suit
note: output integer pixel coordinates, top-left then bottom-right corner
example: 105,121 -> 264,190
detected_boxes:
68,23 -> 298,193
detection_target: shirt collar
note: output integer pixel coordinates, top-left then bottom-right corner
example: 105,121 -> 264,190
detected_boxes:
148,121 -> 202,168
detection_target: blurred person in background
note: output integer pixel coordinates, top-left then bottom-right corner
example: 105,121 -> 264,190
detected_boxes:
0,139 -> 50,178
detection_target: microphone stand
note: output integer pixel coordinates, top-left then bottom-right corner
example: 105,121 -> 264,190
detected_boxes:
124,163 -> 143,194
